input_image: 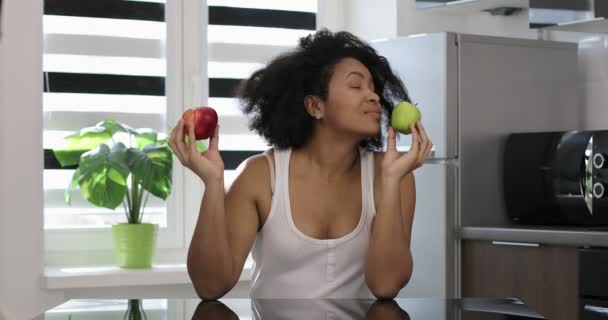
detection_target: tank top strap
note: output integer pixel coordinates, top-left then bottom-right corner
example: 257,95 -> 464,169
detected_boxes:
360,148 -> 376,219
272,148 -> 292,198
262,149 -> 275,194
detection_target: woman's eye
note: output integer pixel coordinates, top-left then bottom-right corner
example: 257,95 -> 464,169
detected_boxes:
350,86 -> 362,89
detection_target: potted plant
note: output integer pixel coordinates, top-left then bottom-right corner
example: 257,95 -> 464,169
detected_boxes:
52,120 -> 204,268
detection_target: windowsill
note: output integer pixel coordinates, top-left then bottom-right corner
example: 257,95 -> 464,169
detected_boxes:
44,261 -> 253,290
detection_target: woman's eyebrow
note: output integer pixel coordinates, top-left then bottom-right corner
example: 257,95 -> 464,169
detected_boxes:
345,71 -> 365,79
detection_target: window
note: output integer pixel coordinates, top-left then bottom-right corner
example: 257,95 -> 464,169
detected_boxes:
206,0 -> 318,187
43,0 -> 318,264
43,0 -> 184,254
202,0 -> 317,268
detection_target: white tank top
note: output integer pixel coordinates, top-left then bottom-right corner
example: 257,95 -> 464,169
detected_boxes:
249,147 -> 376,298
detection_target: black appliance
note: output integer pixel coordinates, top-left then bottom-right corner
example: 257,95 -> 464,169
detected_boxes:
503,130 -> 608,226
580,248 -> 608,319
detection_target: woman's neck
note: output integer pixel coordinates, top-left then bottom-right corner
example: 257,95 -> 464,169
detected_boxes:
295,136 -> 360,182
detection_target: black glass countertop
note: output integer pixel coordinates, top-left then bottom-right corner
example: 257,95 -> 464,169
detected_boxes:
34,298 -> 546,319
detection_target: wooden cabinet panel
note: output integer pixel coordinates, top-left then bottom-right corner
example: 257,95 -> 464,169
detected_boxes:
462,240 -> 578,320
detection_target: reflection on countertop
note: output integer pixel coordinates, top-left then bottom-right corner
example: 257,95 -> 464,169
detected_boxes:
37,297 -> 545,320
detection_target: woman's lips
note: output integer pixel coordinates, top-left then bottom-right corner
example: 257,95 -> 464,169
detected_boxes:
366,111 -> 381,119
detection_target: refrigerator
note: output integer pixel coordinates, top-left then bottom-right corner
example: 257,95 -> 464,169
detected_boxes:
372,33 -> 581,298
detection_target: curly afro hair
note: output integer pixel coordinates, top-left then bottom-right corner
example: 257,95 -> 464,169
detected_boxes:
237,28 -> 410,151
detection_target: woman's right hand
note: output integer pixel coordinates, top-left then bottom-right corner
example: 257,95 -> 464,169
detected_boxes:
169,118 -> 224,183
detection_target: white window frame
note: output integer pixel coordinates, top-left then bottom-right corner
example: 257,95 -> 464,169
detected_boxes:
45,0 -> 326,266
44,0 -> 198,264
182,0 -> 209,245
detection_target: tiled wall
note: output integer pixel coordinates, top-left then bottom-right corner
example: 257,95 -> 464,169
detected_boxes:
549,31 -> 608,130
578,34 -> 608,130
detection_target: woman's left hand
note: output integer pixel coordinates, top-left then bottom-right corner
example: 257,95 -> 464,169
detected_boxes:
382,120 -> 433,184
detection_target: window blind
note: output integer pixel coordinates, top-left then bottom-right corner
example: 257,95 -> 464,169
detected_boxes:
206,0 -> 317,185
42,0 -> 318,230
42,0 -> 169,230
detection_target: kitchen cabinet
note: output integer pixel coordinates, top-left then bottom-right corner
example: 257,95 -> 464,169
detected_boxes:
415,0 -> 527,14
462,240 -> 578,320
415,0 -> 608,34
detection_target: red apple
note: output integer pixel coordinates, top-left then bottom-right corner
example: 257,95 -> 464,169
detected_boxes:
182,106 -> 218,140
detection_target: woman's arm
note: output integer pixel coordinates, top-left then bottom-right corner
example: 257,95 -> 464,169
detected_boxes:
365,170 -> 415,299
187,156 -> 265,300
365,121 -> 431,299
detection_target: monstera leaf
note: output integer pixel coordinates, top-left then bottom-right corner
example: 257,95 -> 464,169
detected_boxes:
55,120 -> 182,224
128,145 -> 173,200
75,143 -> 130,209
134,128 -> 158,150
53,120 -> 137,167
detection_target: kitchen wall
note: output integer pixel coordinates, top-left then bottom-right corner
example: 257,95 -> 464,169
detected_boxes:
337,0 -> 398,41
326,0 -> 607,131
578,34 -> 608,130
0,0 -> 65,319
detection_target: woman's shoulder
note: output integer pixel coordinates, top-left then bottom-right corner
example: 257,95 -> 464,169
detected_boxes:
234,147 -> 275,178
230,148 -> 275,195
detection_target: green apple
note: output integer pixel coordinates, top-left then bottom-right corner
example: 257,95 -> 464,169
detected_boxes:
391,101 -> 421,135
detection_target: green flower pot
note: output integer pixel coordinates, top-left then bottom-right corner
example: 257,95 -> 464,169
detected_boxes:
112,223 -> 158,269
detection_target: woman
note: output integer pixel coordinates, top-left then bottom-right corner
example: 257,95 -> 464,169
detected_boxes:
169,29 -> 432,300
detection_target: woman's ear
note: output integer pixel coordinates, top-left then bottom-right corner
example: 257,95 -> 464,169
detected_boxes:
304,95 -> 325,119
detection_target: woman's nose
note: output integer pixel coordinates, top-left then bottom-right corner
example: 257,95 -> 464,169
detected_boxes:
369,91 -> 380,103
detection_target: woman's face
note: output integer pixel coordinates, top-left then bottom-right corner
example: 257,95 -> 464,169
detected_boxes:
322,57 -> 382,139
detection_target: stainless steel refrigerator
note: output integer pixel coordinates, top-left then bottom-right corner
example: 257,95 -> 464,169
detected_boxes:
372,32 -> 581,298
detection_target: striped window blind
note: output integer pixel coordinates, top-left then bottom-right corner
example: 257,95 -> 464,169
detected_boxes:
206,0 -> 317,186
42,0 -> 317,237
42,0 -> 170,230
